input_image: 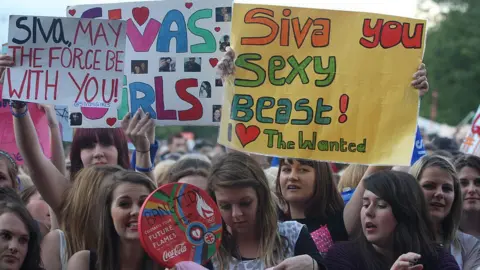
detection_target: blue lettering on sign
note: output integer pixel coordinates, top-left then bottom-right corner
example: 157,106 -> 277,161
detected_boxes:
411,125 -> 426,165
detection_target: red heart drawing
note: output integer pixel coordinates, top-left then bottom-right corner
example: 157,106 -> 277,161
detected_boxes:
214,27 -> 221,32
235,123 -> 260,147
132,7 -> 149,26
106,117 -> 117,127
209,58 -> 219,67
68,9 -> 76,16
185,2 -> 193,9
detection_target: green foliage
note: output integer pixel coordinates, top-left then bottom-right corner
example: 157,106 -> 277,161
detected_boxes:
154,126 -> 183,140
420,0 -> 480,125
154,126 -> 219,141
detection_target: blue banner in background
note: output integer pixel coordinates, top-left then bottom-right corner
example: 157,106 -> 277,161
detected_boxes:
1,43 -> 7,54
411,125 -> 426,165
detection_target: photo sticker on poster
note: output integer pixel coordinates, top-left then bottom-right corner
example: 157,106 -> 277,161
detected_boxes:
216,7 -> 231,22
215,78 -> 223,87
131,60 -> 148,74
199,81 -> 212,98
212,105 -> 221,122
219,35 -> 230,52
69,112 -> 82,126
184,57 -> 201,72
159,57 -> 176,72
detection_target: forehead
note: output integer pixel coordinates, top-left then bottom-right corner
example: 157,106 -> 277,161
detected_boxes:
214,187 -> 257,203
113,183 -> 150,199
420,166 -> 454,184
363,190 -> 380,199
0,212 -> 28,235
458,166 -> 480,179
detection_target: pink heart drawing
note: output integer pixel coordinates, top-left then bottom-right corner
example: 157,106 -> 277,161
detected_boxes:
185,2 -> 193,9
214,27 -> 220,32
68,9 -> 76,16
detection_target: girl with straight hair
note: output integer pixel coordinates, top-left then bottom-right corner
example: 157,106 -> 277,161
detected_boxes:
205,152 -> 325,270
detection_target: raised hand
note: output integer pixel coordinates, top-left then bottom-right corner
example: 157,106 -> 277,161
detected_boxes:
217,47 -> 236,80
412,63 -> 428,97
121,109 -> 154,152
0,54 -> 14,84
37,104 -> 58,127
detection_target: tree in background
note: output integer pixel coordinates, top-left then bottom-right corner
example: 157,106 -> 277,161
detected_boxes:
154,126 -> 219,142
418,0 -> 480,125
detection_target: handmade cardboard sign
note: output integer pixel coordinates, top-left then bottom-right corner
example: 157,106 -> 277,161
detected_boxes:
67,0 -> 231,127
139,183 -> 222,268
218,3 -> 427,165
3,15 -> 126,108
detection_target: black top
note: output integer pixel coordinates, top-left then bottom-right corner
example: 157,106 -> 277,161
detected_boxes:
325,241 -> 460,270
89,251 -> 97,270
280,208 -> 349,253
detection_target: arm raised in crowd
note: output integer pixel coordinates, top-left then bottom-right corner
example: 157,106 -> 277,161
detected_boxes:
122,109 -> 156,180
11,102 -> 69,216
343,166 -> 392,236
38,104 -> 66,176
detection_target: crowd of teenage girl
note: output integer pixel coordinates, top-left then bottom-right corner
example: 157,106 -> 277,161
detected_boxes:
0,47 -> 478,270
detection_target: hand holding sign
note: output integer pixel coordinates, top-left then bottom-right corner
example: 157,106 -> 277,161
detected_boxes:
0,54 -> 14,84
121,109 -> 154,152
412,64 -> 428,96
37,104 -> 58,127
217,47 -> 235,80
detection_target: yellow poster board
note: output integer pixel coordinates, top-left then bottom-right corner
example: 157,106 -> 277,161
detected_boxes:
218,3 -> 427,165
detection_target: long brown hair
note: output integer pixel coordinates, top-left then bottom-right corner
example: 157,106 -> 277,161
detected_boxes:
60,165 -> 124,258
409,155 -> 462,247
276,159 -> 344,220
208,152 -> 288,269
95,170 -> 156,270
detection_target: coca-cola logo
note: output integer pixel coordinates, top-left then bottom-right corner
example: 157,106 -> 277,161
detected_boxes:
162,243 -> 187,262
